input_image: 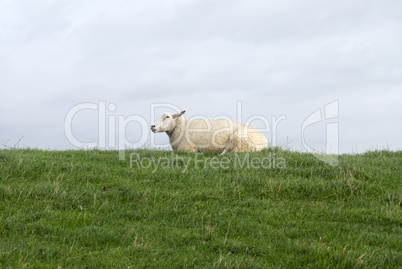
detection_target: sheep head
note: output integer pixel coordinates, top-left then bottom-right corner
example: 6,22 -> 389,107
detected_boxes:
151,110 -> 186,133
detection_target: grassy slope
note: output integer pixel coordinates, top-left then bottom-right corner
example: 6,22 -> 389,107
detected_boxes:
0,148 -> 401,268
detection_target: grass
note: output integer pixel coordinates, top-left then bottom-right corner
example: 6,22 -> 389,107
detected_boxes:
0,148 -> 401,268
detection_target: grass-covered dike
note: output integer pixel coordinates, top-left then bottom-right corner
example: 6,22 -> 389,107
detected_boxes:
0,148 -> 401,268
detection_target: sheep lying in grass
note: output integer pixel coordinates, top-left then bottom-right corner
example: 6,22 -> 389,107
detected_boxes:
151,110 -> 268,154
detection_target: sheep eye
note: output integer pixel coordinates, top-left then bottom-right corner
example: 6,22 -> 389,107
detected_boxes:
165,116 -> 170,119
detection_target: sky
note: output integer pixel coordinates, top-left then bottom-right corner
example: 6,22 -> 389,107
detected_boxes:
1,0 -> 401,154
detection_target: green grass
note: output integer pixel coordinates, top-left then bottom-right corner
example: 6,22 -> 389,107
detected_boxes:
0,148 -> 401,268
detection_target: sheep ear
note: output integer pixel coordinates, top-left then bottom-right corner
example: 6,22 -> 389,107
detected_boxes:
178,110 -> 186,117
173,110 -> 186,119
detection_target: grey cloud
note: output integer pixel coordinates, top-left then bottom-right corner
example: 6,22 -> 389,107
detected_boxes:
1,0 -> 401,152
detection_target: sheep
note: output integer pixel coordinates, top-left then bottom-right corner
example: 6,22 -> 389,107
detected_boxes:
151,110 -> 268,154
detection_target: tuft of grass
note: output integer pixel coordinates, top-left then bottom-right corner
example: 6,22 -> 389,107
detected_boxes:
0,148 -> 401,268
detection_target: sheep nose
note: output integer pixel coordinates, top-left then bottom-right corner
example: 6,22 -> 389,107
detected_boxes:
151,125 -> 155,128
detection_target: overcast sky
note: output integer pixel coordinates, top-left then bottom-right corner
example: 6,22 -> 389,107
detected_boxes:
1,0 -> 401,154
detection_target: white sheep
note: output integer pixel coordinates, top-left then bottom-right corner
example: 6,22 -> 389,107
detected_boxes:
151,110 -> 268,154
